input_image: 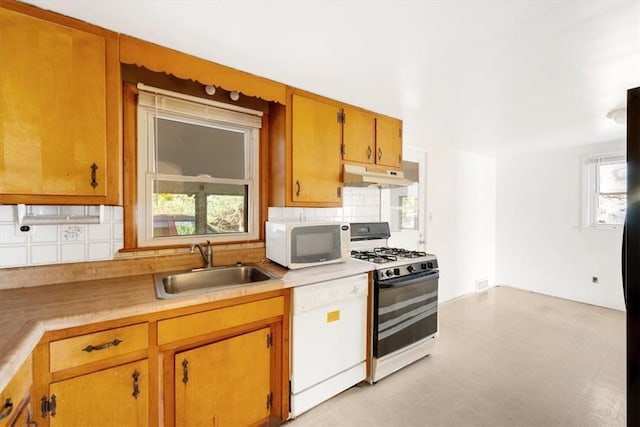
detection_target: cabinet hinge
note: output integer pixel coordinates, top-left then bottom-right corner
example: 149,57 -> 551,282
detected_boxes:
288,380 -> 292,410
41,394 -> 57,418
266,392 -> 274,410
266,333 -> 273,348
399,127 -> 402,138
337,111 -> 345,124
340,143 -> 346,156
337,187 -> 342,198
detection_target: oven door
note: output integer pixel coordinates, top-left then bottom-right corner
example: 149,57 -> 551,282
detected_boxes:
374,270 -> 439,358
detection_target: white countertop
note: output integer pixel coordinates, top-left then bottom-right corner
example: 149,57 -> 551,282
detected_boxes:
281,258 -> 375,287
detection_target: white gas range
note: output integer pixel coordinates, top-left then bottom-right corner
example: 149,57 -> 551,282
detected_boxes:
350,222 -> 439,383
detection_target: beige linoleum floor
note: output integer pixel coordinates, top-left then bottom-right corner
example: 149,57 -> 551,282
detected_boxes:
287,286 -> 625,427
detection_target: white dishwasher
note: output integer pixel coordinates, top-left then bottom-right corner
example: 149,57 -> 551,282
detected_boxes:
290,273 -> 368,417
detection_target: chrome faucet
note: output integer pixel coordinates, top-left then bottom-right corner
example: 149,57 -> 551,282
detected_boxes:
190,240 -> 213,269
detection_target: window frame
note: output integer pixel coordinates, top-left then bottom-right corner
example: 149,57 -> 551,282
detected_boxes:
136,87 -> 262,247
583,152 -> 626,230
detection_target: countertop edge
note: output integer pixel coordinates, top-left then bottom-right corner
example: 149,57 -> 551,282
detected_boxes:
0,259 -> 375,391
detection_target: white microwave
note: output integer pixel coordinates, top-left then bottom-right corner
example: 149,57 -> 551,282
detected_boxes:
265,221 -> 351,269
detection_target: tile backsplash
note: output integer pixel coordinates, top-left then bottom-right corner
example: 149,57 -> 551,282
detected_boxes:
0,187 -> 379,269
0,205 -> 124,268
268,187 -> 381,223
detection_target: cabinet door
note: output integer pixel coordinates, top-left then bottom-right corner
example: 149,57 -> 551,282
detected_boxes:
291,94 -> 342,205
49,360 -> 148,427
0,355 -> 31,427
342,108 -> 376,165
5,399 -> 32,427
175,327 -> 271,427
375,116 -> 403,169
0,5 -> 119,203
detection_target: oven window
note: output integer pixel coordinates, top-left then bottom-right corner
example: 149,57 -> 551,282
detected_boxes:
375,271 -> 438,357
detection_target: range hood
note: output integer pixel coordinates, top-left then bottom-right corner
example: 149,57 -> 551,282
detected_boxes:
343,164 -> 415,188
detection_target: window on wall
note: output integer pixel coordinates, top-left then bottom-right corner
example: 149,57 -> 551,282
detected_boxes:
584,153 -> 627,228
137,87 -> 261,246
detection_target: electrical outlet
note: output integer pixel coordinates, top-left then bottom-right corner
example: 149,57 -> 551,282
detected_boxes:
16,224 -> 34,236
475,278 -> 489,292
592,276 -> 599,284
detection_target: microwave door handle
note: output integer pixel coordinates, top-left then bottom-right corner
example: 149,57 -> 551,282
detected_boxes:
380,271 -> 439,288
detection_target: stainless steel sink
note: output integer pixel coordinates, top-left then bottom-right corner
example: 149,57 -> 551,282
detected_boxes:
154,265 -> 280,299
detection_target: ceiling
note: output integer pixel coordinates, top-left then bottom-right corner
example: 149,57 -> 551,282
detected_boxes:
25,0 -> 640,156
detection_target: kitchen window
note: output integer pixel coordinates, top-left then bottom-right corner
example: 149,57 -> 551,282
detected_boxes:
137,86 -> 261,246
584,153 -> 627,228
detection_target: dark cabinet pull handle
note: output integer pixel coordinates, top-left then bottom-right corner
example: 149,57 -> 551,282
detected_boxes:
367,146 -> 372,159
82,338 -> 122,353
377,147 -> 383,161
27,413 -> 38,426
295,180 -> 301,197
132,370 -> 140,399
90,163 -> 98,189
0,398 -> 13,420
25,403 -> 37,427
182,359 -> 189,384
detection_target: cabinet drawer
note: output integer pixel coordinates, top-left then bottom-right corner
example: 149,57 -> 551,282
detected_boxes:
0,355 -> 32,427
158,297 -> 284,345
50,323 -> 148,372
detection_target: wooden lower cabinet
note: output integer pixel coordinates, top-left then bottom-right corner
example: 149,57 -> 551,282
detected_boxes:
174,327 -> 272,427
29,290 -> 289,426
47,359 -> 148,427
5,398 -> 34,427
0,355 -> 32,427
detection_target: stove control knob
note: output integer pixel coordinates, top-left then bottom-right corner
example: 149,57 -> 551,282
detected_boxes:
421,263 -> 427,270
385,270 -> 394,277
393,268 -> 401,275
407,265 -> 415,273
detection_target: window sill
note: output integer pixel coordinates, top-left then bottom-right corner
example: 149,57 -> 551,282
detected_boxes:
582,225 -> 625,231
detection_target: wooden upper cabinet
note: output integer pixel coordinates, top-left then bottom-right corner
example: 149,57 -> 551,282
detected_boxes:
270,92 -> 404,206
342,108 -> 376,165
342,108 -> 403,170
375,116 -> 403,169
290,94 -> 342,205
0,1 -> 121,205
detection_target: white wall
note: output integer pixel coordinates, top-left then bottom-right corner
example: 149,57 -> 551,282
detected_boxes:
425,145 -> 496,303
495,141 -> 626,311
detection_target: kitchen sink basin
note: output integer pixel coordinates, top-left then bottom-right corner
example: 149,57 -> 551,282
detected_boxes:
154,264 -> 280,299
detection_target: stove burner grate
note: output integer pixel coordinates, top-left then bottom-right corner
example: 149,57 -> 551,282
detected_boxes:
351,250 -> 398,264
373,247 -> 428,258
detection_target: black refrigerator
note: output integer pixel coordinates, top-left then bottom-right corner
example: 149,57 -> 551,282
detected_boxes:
627,86 -> 640,426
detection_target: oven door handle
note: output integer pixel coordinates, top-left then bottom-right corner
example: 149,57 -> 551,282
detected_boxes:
379,270 -> 439,288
